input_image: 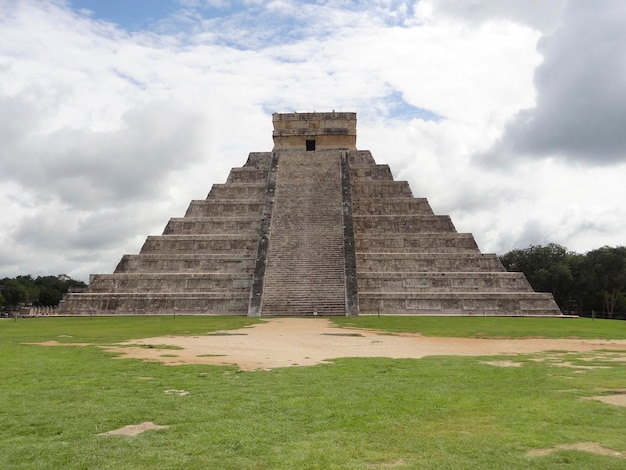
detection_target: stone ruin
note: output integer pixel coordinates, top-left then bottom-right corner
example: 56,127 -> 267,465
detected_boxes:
58,112 -> 561,316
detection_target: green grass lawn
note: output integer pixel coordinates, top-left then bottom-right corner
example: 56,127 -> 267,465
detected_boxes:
332,315 -> 626,339
1,316 -> 625,469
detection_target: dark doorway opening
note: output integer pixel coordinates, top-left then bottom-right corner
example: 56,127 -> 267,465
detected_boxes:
306,139 -> 316,151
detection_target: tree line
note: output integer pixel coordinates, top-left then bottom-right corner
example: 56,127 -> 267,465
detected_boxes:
0,274 -> 87,312
499,244 -> 626,318
2,245 -> 625,318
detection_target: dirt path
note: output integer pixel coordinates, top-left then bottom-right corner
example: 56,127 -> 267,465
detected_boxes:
101,318 -> 626,370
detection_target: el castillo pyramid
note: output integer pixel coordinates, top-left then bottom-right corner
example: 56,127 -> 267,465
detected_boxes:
58,112 -> 561,316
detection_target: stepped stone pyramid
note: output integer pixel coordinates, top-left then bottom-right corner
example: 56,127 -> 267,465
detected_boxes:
59,112 -> 561,316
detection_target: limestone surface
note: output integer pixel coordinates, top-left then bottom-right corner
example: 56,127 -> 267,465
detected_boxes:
58,112 -> 561,316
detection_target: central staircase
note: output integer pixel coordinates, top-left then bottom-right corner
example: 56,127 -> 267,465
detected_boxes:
260,150 -> 347,315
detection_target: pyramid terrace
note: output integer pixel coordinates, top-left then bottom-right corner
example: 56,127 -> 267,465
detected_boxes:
59,112 -> 561,317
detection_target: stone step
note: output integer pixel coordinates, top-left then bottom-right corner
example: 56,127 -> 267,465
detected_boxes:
353,198 -> 434,215
140,234 -> 258,255
243,152 -> 272,170
358,292 -> 561,316
356,253 -> 504,272
353,215 -> 456,232
163,217 -> 260,235
226,167 -> 269,183
261,306 -> 346,316
207,183 -> 266,200
350,164 -> 394,180
355,233 -> 479,253
58,292 -> 249,315
263,288 -> 345,298
351,180 -> 413,198
357,272 -> 533,292
348,150 -> 376,164
89,272 -> 253,292
185,200 -> 264,217
263,264 -> 344,271
114,254 -> 255,273
262,264 -> 345,271
260,295 -> 347,314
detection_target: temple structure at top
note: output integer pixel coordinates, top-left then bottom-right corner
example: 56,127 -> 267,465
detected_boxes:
272,112 -> 357,150
58,112 -> 561,317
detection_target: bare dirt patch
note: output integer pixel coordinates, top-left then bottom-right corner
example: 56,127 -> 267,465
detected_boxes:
164,389 -> 189,396
366,458 -> 406,468
529,351 -> 620,370
581,353 -> 626,363
99,421 -> 169,436
480,360 -> 522,368
584,394 -> 626,407
540,361 -> 609,370
27,340 -> 91,347
527,441 -> 624,458
96,318 -> 626,371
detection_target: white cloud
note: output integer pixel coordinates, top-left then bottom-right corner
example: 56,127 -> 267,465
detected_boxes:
0,0 -> 624,281
431,0 -> 568,32
481,0 -> 626,165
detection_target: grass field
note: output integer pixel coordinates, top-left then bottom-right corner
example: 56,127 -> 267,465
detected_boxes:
1,316 -> 625,469
333,315 -> 626,339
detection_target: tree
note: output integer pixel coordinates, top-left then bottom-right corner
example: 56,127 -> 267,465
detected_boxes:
34,275 -> 68,306
0,274 -> 87,311
499,243 -> 576,310
500,244 -> 626,317
582,246 -> 626,318
0,278 -> 29,309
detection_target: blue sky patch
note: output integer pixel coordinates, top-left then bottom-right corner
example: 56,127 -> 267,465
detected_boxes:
385,91 -> 443,122
69,1 -> 416,42
70,0 -> 241,31
71,0 -> 178,30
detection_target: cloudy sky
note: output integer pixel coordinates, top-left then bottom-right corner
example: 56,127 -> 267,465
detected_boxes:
1,0 -> 625,282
